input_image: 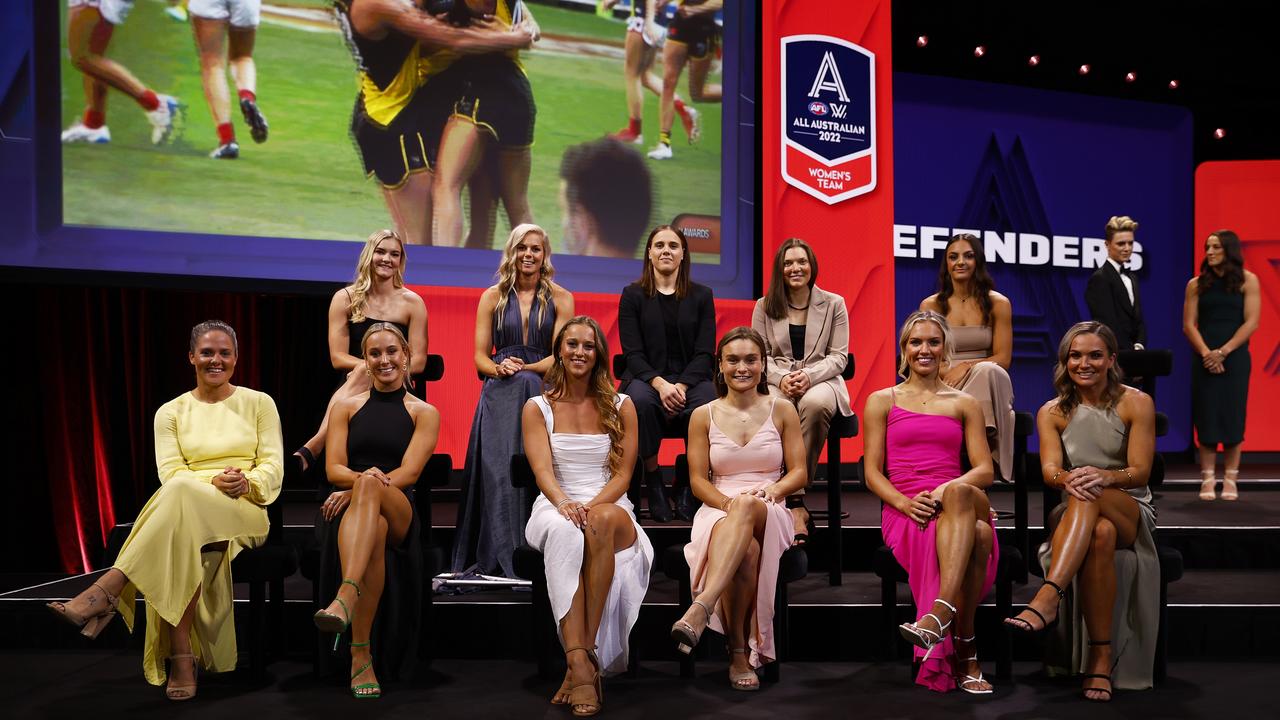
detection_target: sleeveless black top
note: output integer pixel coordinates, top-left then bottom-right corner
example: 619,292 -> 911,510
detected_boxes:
346,385 -> 415,481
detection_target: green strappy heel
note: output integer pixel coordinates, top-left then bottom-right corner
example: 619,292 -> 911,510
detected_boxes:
348,641 -> 381,699
314,578 -> 362,649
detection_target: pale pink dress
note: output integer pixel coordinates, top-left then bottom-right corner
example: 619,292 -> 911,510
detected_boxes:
684,399 -> 795,669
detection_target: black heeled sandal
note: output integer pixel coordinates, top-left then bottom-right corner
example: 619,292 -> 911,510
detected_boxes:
1082,639 -> 1114,702
785,495 -> 815,545
1004,579 -> 1065,634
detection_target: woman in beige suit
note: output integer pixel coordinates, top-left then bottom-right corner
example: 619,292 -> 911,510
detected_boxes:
751,238 -> 852,543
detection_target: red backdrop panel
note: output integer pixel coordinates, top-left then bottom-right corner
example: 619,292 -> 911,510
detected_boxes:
1194,160 -> 1280,451
762,0 -> 896,461
407,285 -> 754,467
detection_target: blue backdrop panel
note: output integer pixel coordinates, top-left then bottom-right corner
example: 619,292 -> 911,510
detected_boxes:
893,73 -> 1193,451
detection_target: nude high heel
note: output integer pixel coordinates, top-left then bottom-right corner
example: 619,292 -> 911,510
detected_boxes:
1199,470 -> 1217,500
46,581 -> 119,639
671,599 -> 713,654
1222,469 -> 1240,501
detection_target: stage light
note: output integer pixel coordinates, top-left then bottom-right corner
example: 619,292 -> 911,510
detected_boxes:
916,35 -> 929,48
973,45 -> 986,57
1028,55 -> 1041,67
1125,71 -> 1137,82
1168,79 -> 1180,89
1214,128 -> 1226,140
1078,64 -> 1091,75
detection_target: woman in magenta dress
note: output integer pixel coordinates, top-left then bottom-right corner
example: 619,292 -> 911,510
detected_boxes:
863,310 -> 999,693
671,326 -> 808,690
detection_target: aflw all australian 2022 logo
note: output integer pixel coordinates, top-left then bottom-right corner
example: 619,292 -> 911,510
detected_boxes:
781,35 -> 875,204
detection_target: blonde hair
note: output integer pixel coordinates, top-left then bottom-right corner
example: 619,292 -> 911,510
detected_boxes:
493,224 -> 556,333
348,229 -> 405,323
1104,215 -> 1139,242
361,321 -> 411,389
543,316 -> 624,479
897,310 -> 954,378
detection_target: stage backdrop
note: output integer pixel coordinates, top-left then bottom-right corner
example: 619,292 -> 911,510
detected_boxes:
893,73 -> 1194,452
761,0 -> 896,463
1195,160 -> 1280,451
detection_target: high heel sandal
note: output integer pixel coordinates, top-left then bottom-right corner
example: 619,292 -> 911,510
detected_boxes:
951,636 -> 993,695
1199,470 -> 1218,501
348,641 -> 381,699
1081,639 -> 1114,702
1004,579 -> 1065,634
1222,469 -> 1239,501
564,646 -> 601,717
899,598 -> 955,661
314,578 -> 361,649
671,599 -> 713,655
46,581 -> 119,639
727,647 -> 760,691
785,496 -> 815,545
165,653 -> 198,701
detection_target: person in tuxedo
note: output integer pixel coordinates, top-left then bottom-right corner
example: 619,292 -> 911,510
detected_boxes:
1085,216 -> 1145,350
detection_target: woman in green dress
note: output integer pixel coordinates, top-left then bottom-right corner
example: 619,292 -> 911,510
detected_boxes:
1182,230 -> 1259,501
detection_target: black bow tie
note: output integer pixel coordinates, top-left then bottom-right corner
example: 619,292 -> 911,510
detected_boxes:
1120,265 -> 1133,276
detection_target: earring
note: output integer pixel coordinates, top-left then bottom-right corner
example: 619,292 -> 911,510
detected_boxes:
402,363 -> 408,372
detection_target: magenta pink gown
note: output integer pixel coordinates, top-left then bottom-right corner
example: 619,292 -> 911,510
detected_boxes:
882,403 -> 999,692
684,400 -> 795,669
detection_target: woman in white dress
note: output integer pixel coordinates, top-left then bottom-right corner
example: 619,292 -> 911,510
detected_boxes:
523,315 -> 653,717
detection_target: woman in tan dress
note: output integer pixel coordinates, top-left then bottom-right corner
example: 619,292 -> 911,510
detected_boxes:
920,233 -> 1015,482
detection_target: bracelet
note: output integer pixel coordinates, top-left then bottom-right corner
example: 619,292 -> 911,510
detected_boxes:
556,498 -> 575,511
1119,468 -> 1134,486
720,496 -> 733,512
1050,469 -> 1064,485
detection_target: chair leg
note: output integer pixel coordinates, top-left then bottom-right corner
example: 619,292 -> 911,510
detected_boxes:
996,559 -> 1013,681
532,572 -> 556,680
248,580 -> 266,679
678,575 -> 695,679
881,577 -> 898,660
1155,579 -> 1169,684
765,580 -> 787,683
826,436 -> 843,586
270,576 -> 286,663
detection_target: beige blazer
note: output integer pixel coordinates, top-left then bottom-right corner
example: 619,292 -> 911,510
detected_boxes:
751,285 -> 852,416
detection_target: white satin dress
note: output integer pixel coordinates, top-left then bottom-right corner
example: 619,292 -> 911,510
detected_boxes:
523,394 -> 655,676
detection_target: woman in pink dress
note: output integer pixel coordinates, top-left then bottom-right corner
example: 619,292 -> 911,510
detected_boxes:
671,326 -> 808,690
863,310 -> 999,693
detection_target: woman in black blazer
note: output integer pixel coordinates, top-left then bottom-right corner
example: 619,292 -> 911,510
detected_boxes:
618,225 -> 717,522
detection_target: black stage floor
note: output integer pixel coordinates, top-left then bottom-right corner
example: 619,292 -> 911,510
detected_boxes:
3,651 -> 1272,720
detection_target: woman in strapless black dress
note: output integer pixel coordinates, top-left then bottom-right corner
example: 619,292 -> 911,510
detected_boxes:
313,322 -> 440,698
291,230 -> 429,481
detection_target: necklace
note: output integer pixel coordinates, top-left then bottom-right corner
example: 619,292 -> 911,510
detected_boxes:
788,302 -> 808,311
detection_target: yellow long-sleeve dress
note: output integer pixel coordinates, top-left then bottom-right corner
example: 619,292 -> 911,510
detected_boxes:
114,387 -> 283,685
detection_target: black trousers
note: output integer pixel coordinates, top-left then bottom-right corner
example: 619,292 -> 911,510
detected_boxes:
624,378 -> 718,464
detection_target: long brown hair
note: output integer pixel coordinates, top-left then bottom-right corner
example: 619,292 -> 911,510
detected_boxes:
936,233 -> 996,326
1197,229 -> 1246,294
542,316 -> 625,479
636,225 -> 691,298
713,326 -> 770,397
763,238 -> 818,320
1052,321 -> 1125,417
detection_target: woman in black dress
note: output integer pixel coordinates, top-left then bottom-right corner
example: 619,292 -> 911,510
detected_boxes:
314,322 -> 440,698
1182,230 -> 1259,501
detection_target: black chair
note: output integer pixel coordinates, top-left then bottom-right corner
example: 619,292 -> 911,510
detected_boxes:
1009,411 -> 1035,582
663,544 -> 807,683
1035,410 -> 1182,684
806,355 -> 859,586
1116,349 -> 1174,400
230,495 -> 298,679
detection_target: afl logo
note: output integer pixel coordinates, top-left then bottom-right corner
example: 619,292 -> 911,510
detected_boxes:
808,101 -> 828,116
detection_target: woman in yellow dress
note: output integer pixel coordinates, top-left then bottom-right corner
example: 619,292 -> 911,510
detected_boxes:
47,320 -> 283,701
